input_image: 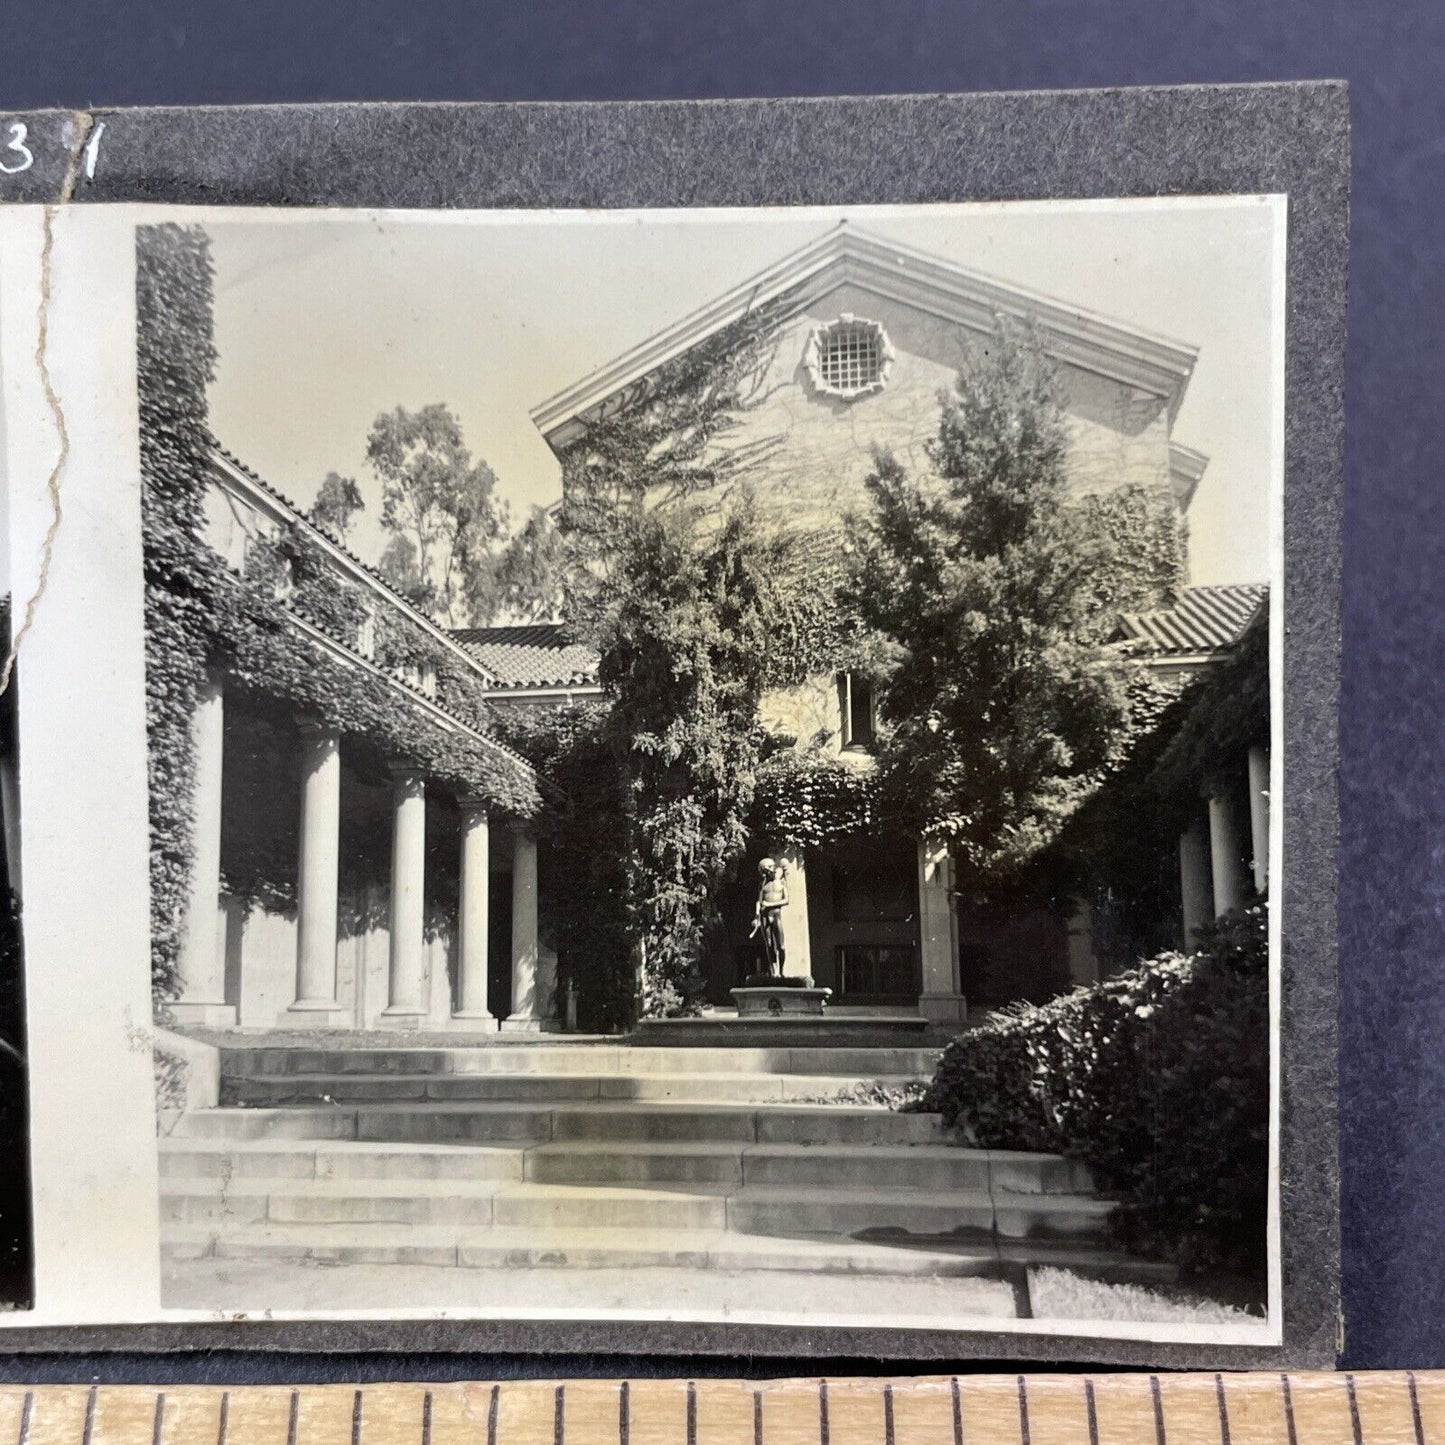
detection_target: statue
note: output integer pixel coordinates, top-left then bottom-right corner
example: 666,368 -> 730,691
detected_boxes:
751,857 -> 789,976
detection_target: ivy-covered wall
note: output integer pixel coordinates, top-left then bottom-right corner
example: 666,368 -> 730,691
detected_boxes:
138,224 -> 538,1005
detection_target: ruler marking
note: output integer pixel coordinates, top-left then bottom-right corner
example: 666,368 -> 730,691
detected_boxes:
8,1369 -> 1433,1445
1346,1376 -> 1362,1445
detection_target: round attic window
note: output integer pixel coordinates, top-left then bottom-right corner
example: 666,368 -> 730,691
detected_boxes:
805,315 -> 895,400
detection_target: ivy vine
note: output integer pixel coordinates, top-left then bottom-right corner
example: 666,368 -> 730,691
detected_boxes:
138,223 -> 538,1004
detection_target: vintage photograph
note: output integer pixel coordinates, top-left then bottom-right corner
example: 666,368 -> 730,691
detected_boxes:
101,198 -> 1282,1331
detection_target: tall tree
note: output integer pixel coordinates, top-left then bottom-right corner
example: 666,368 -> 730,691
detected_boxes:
848,319 -> 1140,900
367,403 -> 507,626
556,305 -> 789,1015
593,500 -> 780,1016
308,471 -> 364,542
489,505 -> 567,624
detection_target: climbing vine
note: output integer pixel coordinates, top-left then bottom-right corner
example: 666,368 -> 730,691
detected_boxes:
749,747 -> 882,849
137,224 -> 537,1004
491,703 -> 634,1032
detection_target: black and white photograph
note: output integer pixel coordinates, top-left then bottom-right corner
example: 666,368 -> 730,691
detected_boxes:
0,192 -> 1286,1342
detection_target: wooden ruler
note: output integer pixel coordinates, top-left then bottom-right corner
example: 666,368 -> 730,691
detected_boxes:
0,1375 -> 1437,1445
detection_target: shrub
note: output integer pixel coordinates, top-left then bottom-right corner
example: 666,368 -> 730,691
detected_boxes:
921,905 -> 1268,1278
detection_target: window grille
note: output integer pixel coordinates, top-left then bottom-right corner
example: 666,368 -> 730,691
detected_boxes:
805,315 -> 894,400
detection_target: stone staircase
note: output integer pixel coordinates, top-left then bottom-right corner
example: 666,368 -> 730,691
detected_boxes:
160,1042 -> 1142,1284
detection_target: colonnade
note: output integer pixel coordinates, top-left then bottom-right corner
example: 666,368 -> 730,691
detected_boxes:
168,673 -> 553,1030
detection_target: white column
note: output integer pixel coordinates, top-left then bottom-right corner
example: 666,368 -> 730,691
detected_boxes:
1208,785 -> 1246,917
503,830 -> 556,1030
291,722 -> 342,1014
381,765 -> 427,1024
172,671 -> 235,1025
1179,817 -> 1211,948
917,838 -> 965,1023
452,800 -> 497,1026
776,844 -> 812,981
1065,899 -> 1099,988
1247,744 -> 1270,896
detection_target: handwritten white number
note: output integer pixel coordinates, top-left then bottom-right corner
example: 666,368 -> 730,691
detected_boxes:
0,122 -> 33,176
82,120 -> 105,180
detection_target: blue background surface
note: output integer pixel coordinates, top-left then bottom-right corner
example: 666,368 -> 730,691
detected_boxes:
0,0 -> 1437,1374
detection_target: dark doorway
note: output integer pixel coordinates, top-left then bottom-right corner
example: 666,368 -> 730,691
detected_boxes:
487,875 -> 513,1020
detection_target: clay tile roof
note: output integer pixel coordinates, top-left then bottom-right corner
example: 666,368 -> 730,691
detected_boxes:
451,623 -> 601,690
1116,584 -> 1268,656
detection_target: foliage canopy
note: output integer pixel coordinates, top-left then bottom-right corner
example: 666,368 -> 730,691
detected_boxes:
847,318 -> 1184,903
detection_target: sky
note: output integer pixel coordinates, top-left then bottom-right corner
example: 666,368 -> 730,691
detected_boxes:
206,197 -> 1281,587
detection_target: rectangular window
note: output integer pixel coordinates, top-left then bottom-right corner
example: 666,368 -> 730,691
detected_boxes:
838,672 -> 876,749
836,944 -> 919,1002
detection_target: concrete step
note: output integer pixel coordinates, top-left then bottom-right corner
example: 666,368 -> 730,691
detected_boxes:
158,1137 -> 529,1182
160,1172 -> 1114,1241
221,1072 -> 922,1107
217,1044 -> 941,1080
160,1220 -> 1023,1278
723,1184 -> 1116,1243
171,1101 -> 947,1147
519,1141 -> 1093,1194
159,1135 -> 1094,1195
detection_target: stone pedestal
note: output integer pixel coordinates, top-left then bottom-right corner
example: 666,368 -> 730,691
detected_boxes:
731,985 -> 832,1017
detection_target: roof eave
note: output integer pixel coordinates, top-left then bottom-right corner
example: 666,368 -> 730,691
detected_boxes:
531,224 -> 1199,450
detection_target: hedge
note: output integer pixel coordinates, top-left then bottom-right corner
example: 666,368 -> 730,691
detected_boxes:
920,905 -> 1269,1278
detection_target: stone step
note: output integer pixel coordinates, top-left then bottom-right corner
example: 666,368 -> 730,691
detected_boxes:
157,1137 -> 529,1182
217,1045 -> 941,1080
160,1220 -> 1023,1278
160,1174 -> 1114,1241
222,1072 -> 921,1107
723,1184 -> 1116,1243
171,1101 -> 946,1147
158,1135 -> 1094,1194
519,1141 -> 1094,1193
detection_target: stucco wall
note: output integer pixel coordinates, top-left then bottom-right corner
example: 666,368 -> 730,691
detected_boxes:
220,873 -> 520,1028
704,281 -> 1174,529
760,674 -> 842,750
